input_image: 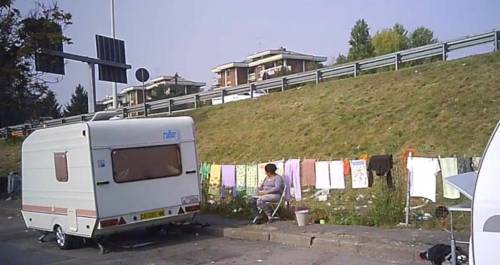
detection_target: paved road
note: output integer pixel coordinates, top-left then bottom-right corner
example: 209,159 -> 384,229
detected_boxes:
0,207 -> 425,265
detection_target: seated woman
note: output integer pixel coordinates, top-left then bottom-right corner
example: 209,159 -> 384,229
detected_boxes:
249,163 -> 284,223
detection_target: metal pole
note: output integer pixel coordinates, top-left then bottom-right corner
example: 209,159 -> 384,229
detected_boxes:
110,0 -> 118,109
395,53 -> 400,71
353,63 -> 358,77
87,63 -> 97,113
249,84 -> 254,99
405,152 -> 412,225
315,70 -> 321,85
450,211 -> 457,265
281,77 -> 286,92
194,95 -> 199,109
142,81 -> 147,117
494,30 -> 499,52
221,89 -> 225,104
442,43 -> 448,61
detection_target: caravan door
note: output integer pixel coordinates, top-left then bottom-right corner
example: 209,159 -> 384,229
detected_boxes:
472,122 -> 500,265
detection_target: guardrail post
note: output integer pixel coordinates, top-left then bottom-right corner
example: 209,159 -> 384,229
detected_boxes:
221,89 -> 226,104
353,63 -> 359,77
442,43 -> 448,61
249,84 -> 254,98
281,77 -> 287,92
144,103 -> 149,117
122,107 -> 128,118
495,30 -> 499,52
168,99 -> 174,115
315,70 -> 321,85
194,95 -> 200,109
5,127 -> 11,139
394,53 -> 401,71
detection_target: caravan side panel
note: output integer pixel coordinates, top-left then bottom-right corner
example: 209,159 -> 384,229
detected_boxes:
21,123 -> 97,238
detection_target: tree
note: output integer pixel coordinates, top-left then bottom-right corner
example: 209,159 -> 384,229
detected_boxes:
0,0 -> 71,127
64,84 -> 88,116
334,53 -> 348,64
347,19 -> 375,61
410,26 -> 437,48
372,23 -> 410,55
37,90 -> 61,118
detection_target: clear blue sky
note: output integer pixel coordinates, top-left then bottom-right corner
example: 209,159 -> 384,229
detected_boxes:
16,0 -> 500,104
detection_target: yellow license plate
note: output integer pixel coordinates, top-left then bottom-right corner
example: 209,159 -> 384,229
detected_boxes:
140,210 -> 165,220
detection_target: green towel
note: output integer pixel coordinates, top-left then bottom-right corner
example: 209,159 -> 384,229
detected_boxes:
236,165 -> 247,193
199,162 -> 211,182
246,164 -> 258,196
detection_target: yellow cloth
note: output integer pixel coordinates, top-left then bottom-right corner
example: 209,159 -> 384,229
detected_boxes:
208,164 -> 221,196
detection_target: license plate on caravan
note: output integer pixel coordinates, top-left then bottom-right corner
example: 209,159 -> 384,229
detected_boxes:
140,210 -> 165,220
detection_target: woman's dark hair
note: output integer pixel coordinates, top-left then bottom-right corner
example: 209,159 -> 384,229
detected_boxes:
264,163 -> 277,174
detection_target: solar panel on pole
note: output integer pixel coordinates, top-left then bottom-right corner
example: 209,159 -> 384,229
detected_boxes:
95,35 -> 128,83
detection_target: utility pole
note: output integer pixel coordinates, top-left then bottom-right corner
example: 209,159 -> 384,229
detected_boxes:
110,0 -> 118,109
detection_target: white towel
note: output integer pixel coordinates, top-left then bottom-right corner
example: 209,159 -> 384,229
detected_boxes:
329,161 -> 345,189
315,161 -> 331,189
350,160 -> 368,189
439,157 -> 460,199
407,157 -> 440,202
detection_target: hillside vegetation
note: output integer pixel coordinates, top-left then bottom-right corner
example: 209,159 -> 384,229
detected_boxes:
192,52 -> 500,163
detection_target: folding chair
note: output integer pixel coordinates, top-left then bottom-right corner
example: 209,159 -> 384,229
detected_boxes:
252,184 -> 287,224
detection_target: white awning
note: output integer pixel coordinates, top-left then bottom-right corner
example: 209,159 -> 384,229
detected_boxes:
445,171 -> 477,200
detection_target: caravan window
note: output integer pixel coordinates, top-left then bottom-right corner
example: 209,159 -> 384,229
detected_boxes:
112,145 -> 182,183
54,152 -> 69,182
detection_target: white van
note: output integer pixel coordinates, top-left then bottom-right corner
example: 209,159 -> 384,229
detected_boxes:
21,117 -> 201,249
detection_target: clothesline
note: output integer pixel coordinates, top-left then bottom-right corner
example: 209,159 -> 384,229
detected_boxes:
200,155 -> 481,203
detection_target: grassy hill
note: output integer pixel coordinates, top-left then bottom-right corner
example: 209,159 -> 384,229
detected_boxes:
192,52 -> 500,163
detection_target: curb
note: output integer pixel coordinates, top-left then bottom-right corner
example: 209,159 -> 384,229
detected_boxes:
201,225 -> 422,261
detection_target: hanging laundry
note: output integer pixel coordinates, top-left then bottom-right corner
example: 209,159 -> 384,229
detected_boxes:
457,157 -> 473,173
236,165 -> 247,193
208,164 -> 222,196
272,160 -> 285,176
301,159 -> 316,187
367,155 -> 394,188
329,160 -> 345,189
471,157 -> 481,172
199,162 -> 211,182
343,159 -> 351,177
315,161 -> 331,189
407,157 -> 440,202
350,160 -> 369,189
359,154 -> 370,162
284,159 -> 301,201
245,164 -> 258,196
257,162 -> 268,186
439,157 -> 460,199
221,165 -> 236,188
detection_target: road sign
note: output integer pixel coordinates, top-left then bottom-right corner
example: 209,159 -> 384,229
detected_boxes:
96,35 -> 127,83
33,19 -> 65,75
135,68 -> 150,83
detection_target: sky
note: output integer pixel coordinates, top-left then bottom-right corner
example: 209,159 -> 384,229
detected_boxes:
15,0 -> 500,105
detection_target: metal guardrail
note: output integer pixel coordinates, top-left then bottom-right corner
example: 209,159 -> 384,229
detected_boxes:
1,28 -> 499,138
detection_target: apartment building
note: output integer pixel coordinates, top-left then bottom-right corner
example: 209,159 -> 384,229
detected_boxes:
212,47 -> 327,88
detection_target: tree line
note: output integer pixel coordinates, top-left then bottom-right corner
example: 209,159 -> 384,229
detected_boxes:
335,19 -> 438,64
0,0 -> 89,127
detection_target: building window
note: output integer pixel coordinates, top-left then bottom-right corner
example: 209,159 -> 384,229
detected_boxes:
112,145 -> 182,183
54,152 -> 68,182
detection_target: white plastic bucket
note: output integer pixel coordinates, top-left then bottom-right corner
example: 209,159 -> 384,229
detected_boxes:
295,209 -> 309,226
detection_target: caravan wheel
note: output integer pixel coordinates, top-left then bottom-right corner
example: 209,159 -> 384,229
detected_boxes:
55,225 -> 74,250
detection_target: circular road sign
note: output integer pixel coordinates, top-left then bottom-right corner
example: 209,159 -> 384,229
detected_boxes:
135,68 -> 150,83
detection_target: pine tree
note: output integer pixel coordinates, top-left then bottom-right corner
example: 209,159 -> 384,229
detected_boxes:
347,19 -> 375,61
64,84 -> 88,116
38,90 -> 61,118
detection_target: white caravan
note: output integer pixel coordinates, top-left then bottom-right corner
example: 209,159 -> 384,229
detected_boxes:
446,120 -> 500,265
21,117 -> 201,249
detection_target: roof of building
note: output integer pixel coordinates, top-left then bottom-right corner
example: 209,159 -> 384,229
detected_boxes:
211,47 -> 326,72
119,74 -> 206,94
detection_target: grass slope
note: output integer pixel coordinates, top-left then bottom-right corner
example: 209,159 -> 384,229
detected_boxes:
192,52 -> 500,163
